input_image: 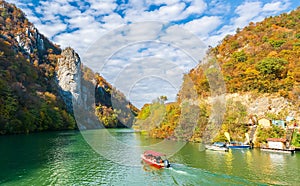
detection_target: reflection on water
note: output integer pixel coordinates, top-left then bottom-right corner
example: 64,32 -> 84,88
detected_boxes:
0,129 -> 299,185
224,150 -> 233,174
269,152 -> 286,164
245,150 -> 253,168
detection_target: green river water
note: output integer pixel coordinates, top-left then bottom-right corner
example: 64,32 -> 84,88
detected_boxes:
0,129 -> 299,185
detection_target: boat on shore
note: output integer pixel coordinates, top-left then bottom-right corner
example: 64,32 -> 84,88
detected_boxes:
205,142 -> 229,152
141,150 -> 170,168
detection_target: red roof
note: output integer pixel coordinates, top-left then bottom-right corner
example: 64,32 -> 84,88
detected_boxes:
266,138 -> 287,142
144,150 -> 165,157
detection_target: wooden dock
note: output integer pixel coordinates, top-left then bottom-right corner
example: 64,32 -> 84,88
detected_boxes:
295,147 -> 300,152
261,147 -> 295,154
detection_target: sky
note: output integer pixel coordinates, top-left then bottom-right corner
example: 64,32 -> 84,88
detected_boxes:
7,0 -> 300,108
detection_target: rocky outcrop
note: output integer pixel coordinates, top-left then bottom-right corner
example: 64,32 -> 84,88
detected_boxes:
222,93 -> 299,121
0,0 -> 61,64
15,26 -> 45,58
0,0 -> 139,134
56,47 -> 81,112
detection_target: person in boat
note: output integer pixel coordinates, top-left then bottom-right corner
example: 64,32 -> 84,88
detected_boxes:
155,156 -> 162,163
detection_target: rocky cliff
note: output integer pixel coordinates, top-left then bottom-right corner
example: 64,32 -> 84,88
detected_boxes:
0,0 -> 138,134
0,1 -> 77,134
56,47 -> 81,112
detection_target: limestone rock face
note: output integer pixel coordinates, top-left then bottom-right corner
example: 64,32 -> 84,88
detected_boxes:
56,47 -> 81,112
16,26 -> 45,55
223,93 -> 299,121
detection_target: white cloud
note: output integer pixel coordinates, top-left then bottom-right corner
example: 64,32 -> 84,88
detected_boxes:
234,1 -> 262,28
145,0 -> 180,5
68,15 -> 97,29
184,0 -> 207,15
35,21 -> 67,38
111,58 -> 184,108
124,2 -> 186,22
123,0 -> 206,22
161,25 -> 207,62
128,76 -> 179,108
208,0 -> 231,15
88,0 -> 117,15
203,34 -> 225,47
263,0 -> 291,12
182,16 -> 222,37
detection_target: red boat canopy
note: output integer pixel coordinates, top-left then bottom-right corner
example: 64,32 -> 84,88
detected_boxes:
144,150 -> 165,157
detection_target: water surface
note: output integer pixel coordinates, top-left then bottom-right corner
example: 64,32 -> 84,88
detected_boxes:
0,129 -> 299,185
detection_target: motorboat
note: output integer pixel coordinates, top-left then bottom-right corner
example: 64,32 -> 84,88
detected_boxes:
227,141 -> 251,149
141,150 -> 170,168
205,142 -> 229,152
224,132 -> 251,149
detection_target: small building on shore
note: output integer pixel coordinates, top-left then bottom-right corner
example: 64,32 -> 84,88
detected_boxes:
266,138 -> 289,149
272,120 -> 285,128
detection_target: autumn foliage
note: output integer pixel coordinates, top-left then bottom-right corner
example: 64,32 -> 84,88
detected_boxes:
188,7 -> 300,99
135,6 -> 300,143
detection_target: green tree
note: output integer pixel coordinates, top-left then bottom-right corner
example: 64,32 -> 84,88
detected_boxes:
232,50 -> 248,62
256,57 -> 288,79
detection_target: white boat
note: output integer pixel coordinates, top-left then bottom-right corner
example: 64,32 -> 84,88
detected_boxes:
205,142 -> 229,152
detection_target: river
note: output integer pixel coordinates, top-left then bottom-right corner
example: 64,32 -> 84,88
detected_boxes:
0,129 -> 299,185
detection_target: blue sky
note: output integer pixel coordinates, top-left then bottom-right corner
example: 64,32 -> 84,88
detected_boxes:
8,0 -> 300,108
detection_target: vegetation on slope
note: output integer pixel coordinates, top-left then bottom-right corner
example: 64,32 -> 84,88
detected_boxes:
0,40 -> 75,134
0,1 -> 138,134
82,68 -> 139,128
189,7 -> 300,99
134,7 -> 300,144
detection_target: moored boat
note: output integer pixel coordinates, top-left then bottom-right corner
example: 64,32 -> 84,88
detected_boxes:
227,141 -> 251,149
205,142 -> 229,152
141,150 -> 170,168
224,132 -> 251,149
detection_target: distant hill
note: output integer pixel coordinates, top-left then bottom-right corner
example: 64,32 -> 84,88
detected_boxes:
0,1 -> 138,134
134,7 -> 300,144
184,7 -> 300,99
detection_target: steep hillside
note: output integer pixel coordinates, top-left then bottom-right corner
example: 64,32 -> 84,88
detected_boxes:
186,7 -> 300,99
0,1 -> 138,134
0,1 -> 75,134
0,37 -> 76,134
134,7 -> 300,144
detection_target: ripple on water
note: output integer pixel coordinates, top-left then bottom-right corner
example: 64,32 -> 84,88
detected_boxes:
1,130 -> 299,185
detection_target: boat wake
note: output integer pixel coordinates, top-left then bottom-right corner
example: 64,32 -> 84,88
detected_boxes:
164,163 -> 262,186
169,168 -> 189,175
167,164 -> 196,177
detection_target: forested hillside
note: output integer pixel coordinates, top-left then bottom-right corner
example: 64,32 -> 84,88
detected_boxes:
0,1 -> 75,134
134,7 -> 300,144
186,7 -> 300,99
0,36 -> 77,134
0,1 -> 138,134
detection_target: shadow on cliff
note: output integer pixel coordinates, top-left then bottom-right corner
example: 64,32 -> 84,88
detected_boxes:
71,68 -> 138,130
